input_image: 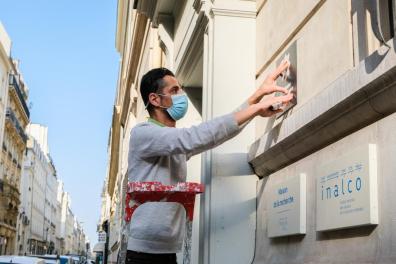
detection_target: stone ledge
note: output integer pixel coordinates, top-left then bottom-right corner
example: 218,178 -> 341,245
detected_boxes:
248,38 -> 396,178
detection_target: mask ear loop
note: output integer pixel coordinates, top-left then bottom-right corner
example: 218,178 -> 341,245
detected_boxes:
145,94 -> 171,110
144,101 -> 150,110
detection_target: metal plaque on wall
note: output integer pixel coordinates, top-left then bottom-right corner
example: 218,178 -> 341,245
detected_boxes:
275,41 -> 297,117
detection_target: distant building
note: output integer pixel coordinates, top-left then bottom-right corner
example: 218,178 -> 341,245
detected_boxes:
18,134 -> 45,255
0,21 -> 11,155
0,20 -> 87,258
0,22 -> 12,255
17,124 -> 58,255
0,21 -> 30,255
56,180 -> 64,254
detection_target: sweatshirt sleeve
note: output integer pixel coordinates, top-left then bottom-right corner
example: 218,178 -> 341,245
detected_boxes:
132,113 -> 240,158
233,101 -> 251,130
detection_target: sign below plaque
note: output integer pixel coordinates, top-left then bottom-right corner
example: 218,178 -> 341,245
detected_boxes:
316,144 -> 378,231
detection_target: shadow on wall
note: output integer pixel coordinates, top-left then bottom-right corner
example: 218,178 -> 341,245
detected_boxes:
184,87 -> 202,115
316,225 -> 377,241
256,176 -> 268,202
215,196 -> 257,230
212,153 -> 254,177
269,234 -> 305,246
394,34 -> 396,53
351,0 -> 393,73
364,47 -> 389,73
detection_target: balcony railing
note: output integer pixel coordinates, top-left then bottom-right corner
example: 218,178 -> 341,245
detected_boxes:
6,108 -> 28,143
8,74 -> 30,119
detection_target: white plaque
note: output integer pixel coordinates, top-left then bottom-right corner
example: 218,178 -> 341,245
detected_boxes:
267,174 -> 306,238
316,144 -> 378,231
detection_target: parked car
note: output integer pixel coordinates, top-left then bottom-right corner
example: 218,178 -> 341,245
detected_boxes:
44,255 -> 73,264
64,255 -> 82,264
58,256 -> 73,264
29,255 -> 72,264
0,256 -> 45,264
28,255 -> 58,264
70,256 -> 80,264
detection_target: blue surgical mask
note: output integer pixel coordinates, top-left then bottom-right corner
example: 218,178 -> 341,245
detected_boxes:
166,94 -> 188,121
154,93 -> 188,121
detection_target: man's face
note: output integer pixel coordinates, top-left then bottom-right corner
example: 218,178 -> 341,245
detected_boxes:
152,75 -> 183,108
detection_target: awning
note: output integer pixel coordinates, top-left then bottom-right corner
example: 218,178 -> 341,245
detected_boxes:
92,242 -> 105,252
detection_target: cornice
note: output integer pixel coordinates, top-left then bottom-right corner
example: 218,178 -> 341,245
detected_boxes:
108,105 -> 121,197
115,0 -> 128,54
135,0 -> 158,20
210,7 -> 256,18
121,13 -> 148,126
175,11 -> 208,84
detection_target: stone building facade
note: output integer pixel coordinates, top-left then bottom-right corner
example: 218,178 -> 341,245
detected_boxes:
0,28 -> 30,254
17,124 -> 60,255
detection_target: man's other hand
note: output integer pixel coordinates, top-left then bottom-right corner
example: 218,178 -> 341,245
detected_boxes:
248,60 -> 290,105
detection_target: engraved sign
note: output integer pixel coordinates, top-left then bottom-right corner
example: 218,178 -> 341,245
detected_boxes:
316,144 -> 378,231
267,174 -> 306,238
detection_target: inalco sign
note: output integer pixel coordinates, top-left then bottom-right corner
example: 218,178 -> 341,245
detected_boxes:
316,144 -> 379,231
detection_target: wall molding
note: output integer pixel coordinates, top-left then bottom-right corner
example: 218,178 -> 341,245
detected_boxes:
175,11 -> 208,84
210,7 -> 256,18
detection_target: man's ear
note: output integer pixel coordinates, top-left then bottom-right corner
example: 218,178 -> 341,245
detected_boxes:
148,93 -> 160,107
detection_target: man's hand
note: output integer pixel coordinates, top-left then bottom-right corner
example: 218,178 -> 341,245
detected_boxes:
234,92 -> 293,125
256,92 -> 293,117
248,60 -> 290,105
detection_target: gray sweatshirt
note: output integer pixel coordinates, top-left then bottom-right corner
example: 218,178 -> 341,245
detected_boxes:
126,110 -> 245,253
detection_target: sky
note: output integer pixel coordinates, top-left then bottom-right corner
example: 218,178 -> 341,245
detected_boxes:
0,1 -> 119,245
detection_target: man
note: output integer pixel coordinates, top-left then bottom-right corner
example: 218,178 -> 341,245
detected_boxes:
126,63 -> 293,264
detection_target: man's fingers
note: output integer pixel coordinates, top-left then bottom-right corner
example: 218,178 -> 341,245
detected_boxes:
270,108 -> 283,113
271,85 -> 289,95
261,93 -> 293,114
270,93 -> 293,105
269,60 -> 290,80
280,93 -> 293,103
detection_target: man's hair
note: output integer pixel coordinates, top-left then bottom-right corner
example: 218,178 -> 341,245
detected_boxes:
140,67 -> 175,113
